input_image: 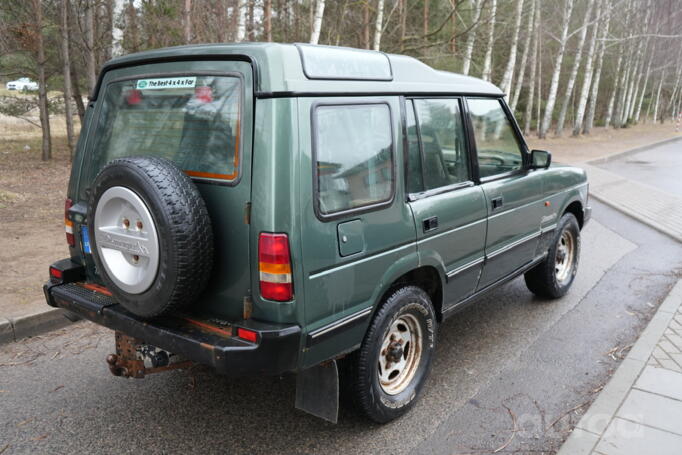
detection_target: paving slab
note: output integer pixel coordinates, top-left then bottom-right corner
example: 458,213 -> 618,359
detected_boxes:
634,365 -> 682,401
595,418 -> 682,455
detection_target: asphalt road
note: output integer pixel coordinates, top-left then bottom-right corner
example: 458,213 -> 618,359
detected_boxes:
1,200 -> 681,455
597,138 -> 682,197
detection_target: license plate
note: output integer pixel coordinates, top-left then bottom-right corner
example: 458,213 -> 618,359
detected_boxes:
81,226 -> 91,254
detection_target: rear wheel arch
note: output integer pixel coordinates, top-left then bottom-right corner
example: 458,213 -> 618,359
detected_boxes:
375,266 -> 444,322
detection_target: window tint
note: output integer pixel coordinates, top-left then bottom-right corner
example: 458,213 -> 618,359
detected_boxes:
92,75 -> 241,181
413,99 -> 469,190
315,104 -> 393,215
405,101 -> 424,193
467,98 -> 524,178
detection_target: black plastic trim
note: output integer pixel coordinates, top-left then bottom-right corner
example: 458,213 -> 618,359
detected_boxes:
44,281 -> 301,376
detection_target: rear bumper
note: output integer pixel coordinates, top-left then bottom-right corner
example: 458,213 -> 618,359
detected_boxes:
44,280 -> 301,376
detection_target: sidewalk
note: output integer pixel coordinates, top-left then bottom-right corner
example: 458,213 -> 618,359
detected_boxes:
559,280 -> 682,455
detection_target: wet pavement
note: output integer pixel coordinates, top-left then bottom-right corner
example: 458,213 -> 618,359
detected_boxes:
2,200 -> 681,454
597,138 -> 682,197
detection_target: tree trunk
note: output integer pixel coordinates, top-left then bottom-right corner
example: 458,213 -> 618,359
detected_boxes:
310,0 -> 326,44
510,0 -> 536,113
399,0 -> 407,51
603,49 -> 622,127
423,0 -> 429,36
236,0 -> 246,41
183,0 -> 192,44
264,0 -> 272,41
84,0 -> 97,94
373,0 -> 385,50
652,70 -> 665,123
247,0 -> 255,40
34,0 -> 51,161
461,0 -> 483,76
555,0 -> 594,136
538,0 -> 574,139
111,0 -> 126,56
523,0 -> 539,134
127,0 -> 139,52
363,1 -> 370,49
572,0 -> 602,136
481,0 -> 497,82
634,46 -> 654,123
61,0 -> 75,158
498,0 -> 524,97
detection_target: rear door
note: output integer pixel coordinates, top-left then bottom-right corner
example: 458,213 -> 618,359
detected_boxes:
465,97 -> 544,289
297,97 -> 417,367
76,60 -> 253,320
406,98 -> 487,308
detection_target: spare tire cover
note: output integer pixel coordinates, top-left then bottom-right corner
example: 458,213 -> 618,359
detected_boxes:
88,156 -> 213,318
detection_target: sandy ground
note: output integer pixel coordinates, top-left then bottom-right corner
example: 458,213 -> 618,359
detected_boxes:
0,115 -> 76,319
0,116 -> 679,320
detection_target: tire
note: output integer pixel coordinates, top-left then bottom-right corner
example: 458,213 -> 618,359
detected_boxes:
524,212 -> 581,299
88,156 -> 213,318
347,286 -> 437,423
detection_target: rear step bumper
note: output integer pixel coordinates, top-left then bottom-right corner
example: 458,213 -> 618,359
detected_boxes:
44,281 -> 301,376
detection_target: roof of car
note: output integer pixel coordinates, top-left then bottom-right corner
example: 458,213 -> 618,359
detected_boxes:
99,42 -> 503,98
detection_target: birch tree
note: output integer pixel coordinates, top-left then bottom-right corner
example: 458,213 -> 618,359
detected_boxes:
84,0 -> 97,93
499,0 -> 524,97
523,1 -> 540,134
572,0 -> 602,136
111,0 -> 127,56
310,0 -> 326,45
461,0 -> 483,76
33,0 -> 51,161
652,69 -> 665,123
634,46 -> 654,124
236,0 -> 246,42
539,0 -> 574,139
481,0 -> 497,82
61,0 -> 75,157
510,0 -> 535,113
373,0 -> 385,51
183,0 -> 192,44
555,0 -> 594,136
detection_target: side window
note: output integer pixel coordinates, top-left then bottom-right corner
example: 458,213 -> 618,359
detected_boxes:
413,99 -> 469,191
467,98 -> 524,178
405,101 -> 424,193
314,103 -> 394,216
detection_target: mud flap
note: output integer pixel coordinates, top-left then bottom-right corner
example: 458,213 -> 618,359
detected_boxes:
295,360 -> 339,423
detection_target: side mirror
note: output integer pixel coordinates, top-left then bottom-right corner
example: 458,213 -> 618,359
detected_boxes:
530,149 -> 552,169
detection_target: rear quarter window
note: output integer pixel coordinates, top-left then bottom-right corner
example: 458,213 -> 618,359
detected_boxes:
313,103 -> 394,218
89,74 -> 241,182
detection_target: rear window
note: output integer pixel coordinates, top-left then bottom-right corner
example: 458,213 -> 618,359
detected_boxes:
90,75 -> 241,182
313,103 -> 394,217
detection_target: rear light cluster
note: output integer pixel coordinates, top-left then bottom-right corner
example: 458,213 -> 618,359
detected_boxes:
65,198 -> 75,247
258,233 -> 293,301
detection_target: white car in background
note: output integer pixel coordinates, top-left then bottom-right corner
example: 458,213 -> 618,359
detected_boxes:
5,77 -> 39,91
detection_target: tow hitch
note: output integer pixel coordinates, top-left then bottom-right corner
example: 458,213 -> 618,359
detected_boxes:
106,331 -> 193,378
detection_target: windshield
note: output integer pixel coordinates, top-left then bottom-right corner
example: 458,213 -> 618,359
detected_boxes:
89,75 -> 241,182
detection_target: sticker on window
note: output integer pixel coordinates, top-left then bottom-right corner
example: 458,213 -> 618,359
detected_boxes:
136,77 -> 196,90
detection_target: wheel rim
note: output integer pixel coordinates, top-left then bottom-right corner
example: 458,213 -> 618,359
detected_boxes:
378,313 -> 423,395
555,229 -> 575,283
94,186 -> 160,294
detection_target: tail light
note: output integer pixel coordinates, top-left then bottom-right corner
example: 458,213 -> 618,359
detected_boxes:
65,198 -> 75,247
258,233 -> 293,301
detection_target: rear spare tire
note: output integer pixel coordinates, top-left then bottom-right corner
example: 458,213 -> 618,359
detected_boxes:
88,156 -> 213,318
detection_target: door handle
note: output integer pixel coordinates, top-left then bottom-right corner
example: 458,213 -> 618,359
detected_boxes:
491,197 -> 503,210
423,216 -> 439,233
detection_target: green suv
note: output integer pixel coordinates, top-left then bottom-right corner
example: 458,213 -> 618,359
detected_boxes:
44,43 -> 590,423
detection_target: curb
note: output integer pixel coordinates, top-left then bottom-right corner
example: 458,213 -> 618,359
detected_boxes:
586,135 -> 682,165
0,307 -> 76,345
557,278 -> 682,455
588,192 -> 682,243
